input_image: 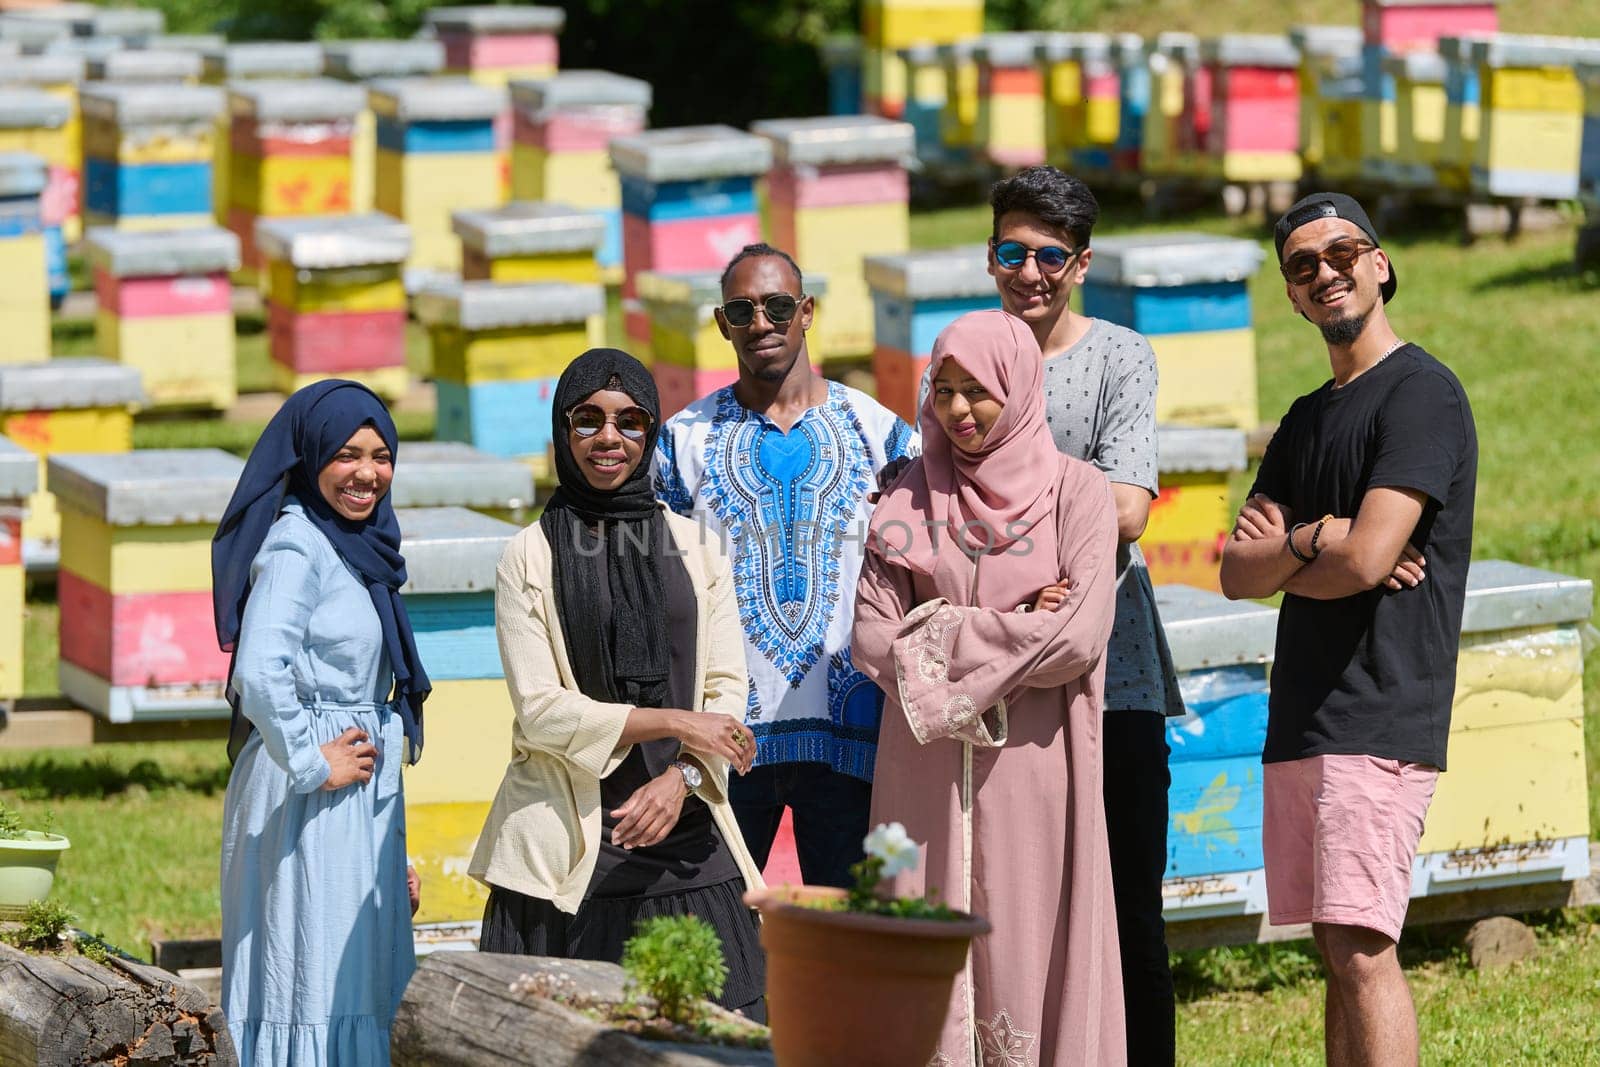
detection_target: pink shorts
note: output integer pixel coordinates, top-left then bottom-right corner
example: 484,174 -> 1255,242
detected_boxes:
1262,754 -> 1439,942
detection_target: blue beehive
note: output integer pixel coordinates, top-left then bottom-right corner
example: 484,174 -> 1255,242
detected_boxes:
1157,584 -> 1276,918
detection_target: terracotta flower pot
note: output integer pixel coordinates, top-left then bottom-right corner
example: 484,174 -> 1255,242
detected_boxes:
745,884 -> 990,1067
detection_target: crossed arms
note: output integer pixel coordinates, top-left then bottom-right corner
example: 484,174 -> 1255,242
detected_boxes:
1219,486 -> 1428,602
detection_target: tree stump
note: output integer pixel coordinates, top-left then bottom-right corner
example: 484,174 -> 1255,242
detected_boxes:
0,942 -> 236,1066
391,953 -> 773,1067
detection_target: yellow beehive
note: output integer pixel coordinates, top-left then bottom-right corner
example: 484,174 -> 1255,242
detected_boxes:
1143,427 -> 1248,592
321,40 -> 448,214
0,359 -> 142,570
1150,329 -> 1258,430
0,438 -> 38,698
0,153 -> 52,365
1383,51 -> 1450,187
937,40 -> 983,151
370,78 -> 507,276
1141,34 -> 1199,178
1419,563 -> 1592,855
452,203 -> 607,343
1290,25 -> 1364,173
265,261 -> 407,314
1468,36 -> 1597,200
416,279 -> 603,386
271,364 -> 410,400
1437,35 -> 1486,191
201,42 -> 327,223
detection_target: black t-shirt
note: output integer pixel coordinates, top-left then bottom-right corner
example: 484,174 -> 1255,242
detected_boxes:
1250,344 -> 1477,770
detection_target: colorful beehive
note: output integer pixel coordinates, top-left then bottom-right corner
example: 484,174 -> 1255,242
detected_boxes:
86,226 -> 238,412
86,49 -> 201,84
3,55 -> 85,241
370,77 -> 505,280
864,245 -> 1000,423
453,201 -> 607,346
1145,426 -> 1248,592
1142,33 -> 1200,179
821,34 -> 864,117
1410,561 -> 1594,894
1469,35 -> 1599,201
0,358 -> 141,572
1376,50 -> 1449,187
255,212 -> 411,401
752,115 -> 912,364
0,436 -> 35,701
861,0 -> 983,119
320,39 -> 446,216
424,4 -> 563,87
0,90 -> 71,299
0,151 -> 51,361
609,125 -> 770,352
225,79 -> 364,278
416,278 -> 604,477
972,33 -> 1050,169
50,449 -> 241,722
1200,35 -> 1303,184
1362,0 -> 1498,53
200,43 -> 325,231
1157,584 -> 1276,919
387,443 -> 536,521
396,505 -> 519,927
1039,33 -> 1121,176
508,70 -> 651,280
1082,233 -> 1263,431
80,83 -> 223,231
1289,25 -> 1363,177
1110,34 -> 1150,176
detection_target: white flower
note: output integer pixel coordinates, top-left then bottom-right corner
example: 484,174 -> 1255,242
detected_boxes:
863,821 -> 921,878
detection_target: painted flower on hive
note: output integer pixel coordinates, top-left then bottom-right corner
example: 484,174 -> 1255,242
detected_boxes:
863,821 -> 920,878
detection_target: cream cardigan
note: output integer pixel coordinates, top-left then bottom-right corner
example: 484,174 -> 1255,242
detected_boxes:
468,507 -> 765,914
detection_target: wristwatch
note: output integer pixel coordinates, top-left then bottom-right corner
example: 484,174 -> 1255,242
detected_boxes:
672,759 -> 703,794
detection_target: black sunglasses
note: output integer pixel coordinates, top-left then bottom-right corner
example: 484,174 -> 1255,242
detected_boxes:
1279,239 -> 1377,286
992,239 -> 1082,274
566,403 -> 654,441
719,293 -> 800,327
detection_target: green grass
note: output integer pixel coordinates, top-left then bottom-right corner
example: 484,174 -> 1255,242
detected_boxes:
1176,911 -> 1600,1064
0,742 -> 230,955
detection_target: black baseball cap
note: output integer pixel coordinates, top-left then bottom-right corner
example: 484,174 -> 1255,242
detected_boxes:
1273,192 -> 1397,303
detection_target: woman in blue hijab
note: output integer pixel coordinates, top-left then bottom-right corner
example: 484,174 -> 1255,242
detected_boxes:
212,380 -> 430,1066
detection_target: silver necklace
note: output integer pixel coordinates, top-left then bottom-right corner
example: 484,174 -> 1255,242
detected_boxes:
1374,338 -> 1406,364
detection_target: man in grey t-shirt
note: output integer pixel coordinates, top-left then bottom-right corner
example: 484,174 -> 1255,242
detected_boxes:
987,167 -> 1183,1065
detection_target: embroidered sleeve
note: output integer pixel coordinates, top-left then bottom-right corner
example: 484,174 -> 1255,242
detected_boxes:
651,429 -> 695,516
890,598 -> 1008,748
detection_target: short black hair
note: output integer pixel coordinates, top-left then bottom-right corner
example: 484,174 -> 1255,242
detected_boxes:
989,166 -> 1100,248
719,243 -> 804,295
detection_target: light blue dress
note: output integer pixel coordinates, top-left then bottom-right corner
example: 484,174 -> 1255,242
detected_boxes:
220,501 -> 414,1066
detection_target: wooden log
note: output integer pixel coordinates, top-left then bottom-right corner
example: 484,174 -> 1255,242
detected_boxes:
0,942 -> 236,1067
391,953 -> 773,1067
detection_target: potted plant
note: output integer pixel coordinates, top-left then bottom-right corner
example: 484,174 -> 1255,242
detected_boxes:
745,822 -> 990,1066
0,800 -> 71,919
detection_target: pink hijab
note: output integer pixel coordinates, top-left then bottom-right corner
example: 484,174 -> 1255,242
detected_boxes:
869,310 -> 1067,606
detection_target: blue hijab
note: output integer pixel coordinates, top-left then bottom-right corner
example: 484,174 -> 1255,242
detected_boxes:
212,380 -> 430,765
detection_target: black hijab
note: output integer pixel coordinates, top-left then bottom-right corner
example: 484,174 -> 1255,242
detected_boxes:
212,380 -> 431,765
539,349 -> 672,708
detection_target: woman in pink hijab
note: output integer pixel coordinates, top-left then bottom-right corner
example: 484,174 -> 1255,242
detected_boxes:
853,309 -> 1125,1066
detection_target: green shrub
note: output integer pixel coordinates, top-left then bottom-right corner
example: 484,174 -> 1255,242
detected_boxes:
620,915 -> 728,1026
4,899 -> 75,950
0,799 -> 50,841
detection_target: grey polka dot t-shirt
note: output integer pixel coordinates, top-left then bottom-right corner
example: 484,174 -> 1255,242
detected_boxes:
1043,318 -> 1183,716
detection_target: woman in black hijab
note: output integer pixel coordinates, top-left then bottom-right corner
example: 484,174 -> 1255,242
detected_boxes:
469,349 -> 768,1019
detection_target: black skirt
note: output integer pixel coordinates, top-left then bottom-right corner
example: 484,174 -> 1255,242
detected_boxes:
478,876 -> 767,1022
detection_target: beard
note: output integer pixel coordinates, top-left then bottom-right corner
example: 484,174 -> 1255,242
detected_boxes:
1318,309 -> 1369,346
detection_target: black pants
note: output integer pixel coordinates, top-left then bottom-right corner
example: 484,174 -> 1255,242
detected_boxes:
729,762 -> 873,890
1104,710 -> 1175,1066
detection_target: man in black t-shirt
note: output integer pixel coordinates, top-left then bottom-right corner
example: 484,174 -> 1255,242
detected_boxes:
1220,193 -> 1477,1067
